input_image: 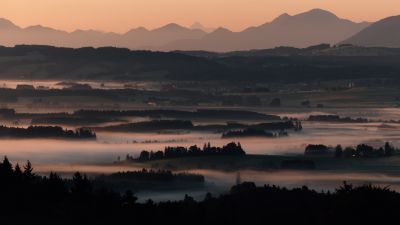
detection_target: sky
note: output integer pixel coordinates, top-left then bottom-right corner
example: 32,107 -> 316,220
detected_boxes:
1,0 -> 400,33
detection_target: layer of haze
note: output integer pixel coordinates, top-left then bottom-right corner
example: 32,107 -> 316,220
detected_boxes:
2,0 -> 400,33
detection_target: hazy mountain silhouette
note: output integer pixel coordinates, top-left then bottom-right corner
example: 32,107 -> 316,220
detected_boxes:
341,15 -> 400,48
190,22 -> 215,33
0,9 -> 371,51
162,9 -> 371,52
0,20 -> 206,49
0,18 -> 19,30
121,23 -> 206,49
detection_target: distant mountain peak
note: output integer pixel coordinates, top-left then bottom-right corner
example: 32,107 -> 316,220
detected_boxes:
25,25 -> 53,31
191,22 -> 215,33
271,13 -> 291,24
191,22 -> 204,29
212,27 -> 232,33
272,9 -> 337,23
308,8 -> 336,15
265,8 -> 341,27
155,23 -> 188,32
128,26 -> 148,32
298,8 -> 339,19
136,26 -> 148,31
0,18 -> 19,30
275,13 -> 291,20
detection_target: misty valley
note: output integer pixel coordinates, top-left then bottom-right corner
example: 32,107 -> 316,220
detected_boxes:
2,57 -> 400,203
1,5 -> 400,223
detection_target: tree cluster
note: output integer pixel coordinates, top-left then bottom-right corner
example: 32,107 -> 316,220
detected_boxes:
0,126 -> 96,139
137,142 -> 246,161
305,142 -> 397,158
334,142 -> 396,158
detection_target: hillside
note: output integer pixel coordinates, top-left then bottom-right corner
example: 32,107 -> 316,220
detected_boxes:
341,15 -> 400,48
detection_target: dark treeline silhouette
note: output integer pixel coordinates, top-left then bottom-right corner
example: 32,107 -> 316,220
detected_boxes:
98,120 -> 300,133
0,45 -> 229,81
31,117 -> 125,126
0,126 -> 96,139
0,157 -> 399,224
136,142 -> 245,161
99,169 -> 204,183
100,120 -> 194,132
305,142 -> 397,157
0,108 -> 123,126
0,87 -> 248,108
304,144 -> 331,155
0,108 -> 15,117
0,86 -> 278,107
0,108 -> 280,121
75,109 -> 280,120
222,128 -> 288,138
249,120 -> 302,131
0,108 -> 69,119
308,115 -> 369,123
197,121 -> 299,132
308,114 -> 400,125
95,169 -> 204,191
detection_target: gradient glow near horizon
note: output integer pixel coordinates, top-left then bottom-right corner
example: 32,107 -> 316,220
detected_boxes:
2,0 -> 400,33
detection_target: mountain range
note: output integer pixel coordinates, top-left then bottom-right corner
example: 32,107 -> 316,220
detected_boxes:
341,15 -> 400,48
1,9 -> 397,52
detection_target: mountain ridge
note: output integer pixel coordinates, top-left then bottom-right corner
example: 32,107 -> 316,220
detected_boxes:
0,9 -> 372,51
161,8 -> 371,52
341,15 -> 400,48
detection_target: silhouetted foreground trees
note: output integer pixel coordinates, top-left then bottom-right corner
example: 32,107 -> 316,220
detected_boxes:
305,142 -> 397,158
0,157 -> 399,224
137,142 -> 246,161
0,126 -> 96,139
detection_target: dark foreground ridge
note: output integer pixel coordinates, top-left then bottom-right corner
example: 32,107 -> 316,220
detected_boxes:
0,157 -> 398,225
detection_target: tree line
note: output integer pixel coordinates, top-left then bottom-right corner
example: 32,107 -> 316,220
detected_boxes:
135,142 -> 246,161
0,157 -> 399,224
305,142 -> 396,158
0,126 -> 96,139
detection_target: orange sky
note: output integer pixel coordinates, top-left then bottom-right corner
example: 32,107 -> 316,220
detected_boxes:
1,0 -> 400,33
